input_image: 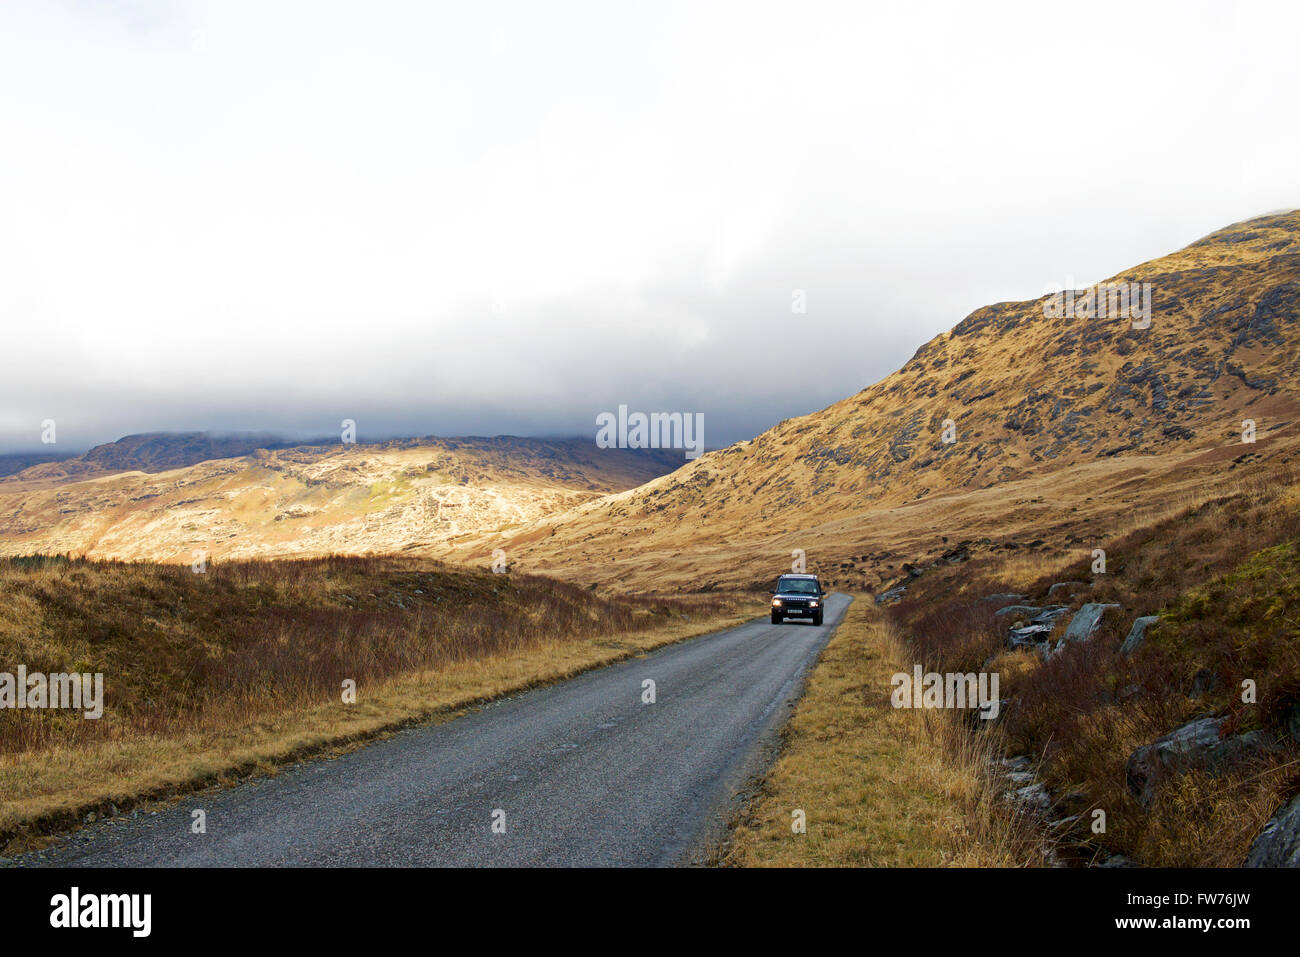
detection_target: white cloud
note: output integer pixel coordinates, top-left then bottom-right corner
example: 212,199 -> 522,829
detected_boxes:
2,0 -> 1297,451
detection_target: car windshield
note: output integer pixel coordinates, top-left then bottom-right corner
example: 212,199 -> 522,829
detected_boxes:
777,578 -> 819,595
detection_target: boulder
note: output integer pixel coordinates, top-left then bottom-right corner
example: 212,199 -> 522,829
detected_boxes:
993,604 -> 1042,620
1031,605 -> 1070,625
1125,716 -> 1276,806
941,544 -> 971,564
1244,794 -> 1300,867
978,593 -> 1027,605
1127,717 -> 1221,805
1055,603 -> 1121,652
1004,607 -> 1070,651
874,584 -> 907,605
1048,581 -> 1089,599
1007,782 -> 1052,815
1119,615 -> 1160,655
1008,623 -> 1053,649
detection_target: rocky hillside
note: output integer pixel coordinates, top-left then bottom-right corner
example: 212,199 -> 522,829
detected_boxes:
0,436 -> 682,563
4,213 -> 1296,586
454,211 -> 1300,589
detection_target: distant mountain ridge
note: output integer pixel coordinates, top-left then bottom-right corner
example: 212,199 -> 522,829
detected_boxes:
7,431 -> 301,483
80,431 -> 295,472
0,452 -> 70,479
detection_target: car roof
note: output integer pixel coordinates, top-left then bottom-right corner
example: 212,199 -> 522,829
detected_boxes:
778,573 -> 819,579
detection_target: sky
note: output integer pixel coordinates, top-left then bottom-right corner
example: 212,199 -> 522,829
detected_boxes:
2,0 -> 1298,454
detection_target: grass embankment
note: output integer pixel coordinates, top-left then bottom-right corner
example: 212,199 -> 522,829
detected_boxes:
889,474 -> 1300,866
725,598 -> 1035,866
0,555 -> 757,853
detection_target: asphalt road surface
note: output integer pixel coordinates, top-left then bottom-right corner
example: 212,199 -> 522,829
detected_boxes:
33,593 -> 852,867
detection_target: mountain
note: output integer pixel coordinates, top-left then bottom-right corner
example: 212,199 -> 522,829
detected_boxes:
0,436 -> 683,563
3,212 -> 1297,586
9,432 -> 300,483
449,211 -> 1300,590
0,452 -> 71,479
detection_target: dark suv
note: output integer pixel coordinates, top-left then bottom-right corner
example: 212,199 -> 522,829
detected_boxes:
770,573 -> 826,626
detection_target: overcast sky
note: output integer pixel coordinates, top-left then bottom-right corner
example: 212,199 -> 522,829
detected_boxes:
2,0 -> 1297,454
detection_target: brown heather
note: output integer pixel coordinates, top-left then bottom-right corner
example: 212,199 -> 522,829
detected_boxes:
0,554 -> 738,753
5,212 -> 1300,867
888,473 -> 1300,866
0,555 -> 751,849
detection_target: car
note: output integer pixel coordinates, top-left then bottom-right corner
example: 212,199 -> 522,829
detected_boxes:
770,573 -> 826,626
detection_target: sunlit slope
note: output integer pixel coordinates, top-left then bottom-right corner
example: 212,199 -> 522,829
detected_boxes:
0,437 -> 683,562
456,212 -> 1300,589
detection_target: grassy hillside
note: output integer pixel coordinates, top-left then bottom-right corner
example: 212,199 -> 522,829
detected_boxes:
730,471 -> 1300,868
887,473 -> 1300,866
0,436 -> 684,563
4,214 -> 1297,597
0,555 -> 752,852
457,211 -> 1300,592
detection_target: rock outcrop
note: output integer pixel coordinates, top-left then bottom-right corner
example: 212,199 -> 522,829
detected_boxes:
1054,603 -> 1121,653
1245,794 -> 1300,867
1125,716 -> 1276,807
1119,615 -> 1160,655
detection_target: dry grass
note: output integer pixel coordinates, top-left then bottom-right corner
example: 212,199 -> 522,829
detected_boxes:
724,598 -> 1038,867
447,214 -> 1300,594
889,471 -> 1300,866
0,555 -> 757,852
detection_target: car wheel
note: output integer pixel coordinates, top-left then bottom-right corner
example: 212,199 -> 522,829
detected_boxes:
770,612 -> 782,625
812,611 -> 823,626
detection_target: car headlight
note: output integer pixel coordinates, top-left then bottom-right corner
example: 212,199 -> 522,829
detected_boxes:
810,601 -> 819,608
771,598 -> 782,607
